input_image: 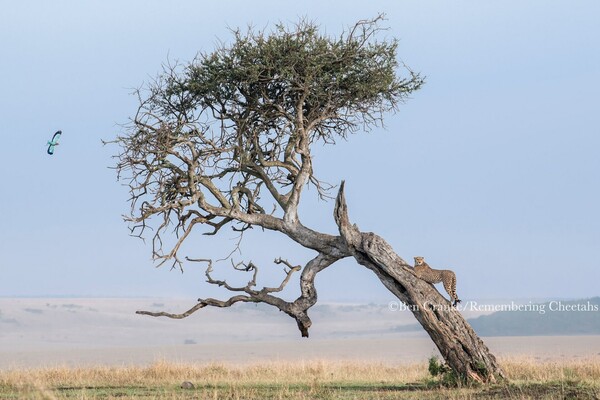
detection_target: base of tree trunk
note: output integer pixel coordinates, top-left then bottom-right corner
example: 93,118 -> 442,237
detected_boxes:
334,182 -> 505,383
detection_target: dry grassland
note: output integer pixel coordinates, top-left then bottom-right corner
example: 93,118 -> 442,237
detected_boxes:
1,357 -> 599,399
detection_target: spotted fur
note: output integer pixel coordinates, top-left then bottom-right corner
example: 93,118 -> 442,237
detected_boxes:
413,256 -> 461,306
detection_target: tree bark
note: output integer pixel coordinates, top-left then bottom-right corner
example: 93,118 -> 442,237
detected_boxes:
118,16 -> 503,385
334,181 -> 505,383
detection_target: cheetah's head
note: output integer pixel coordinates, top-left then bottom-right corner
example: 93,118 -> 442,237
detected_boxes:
414,256 -> 424,266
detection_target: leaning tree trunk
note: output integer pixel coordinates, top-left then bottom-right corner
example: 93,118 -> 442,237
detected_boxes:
334,182 -> 505,383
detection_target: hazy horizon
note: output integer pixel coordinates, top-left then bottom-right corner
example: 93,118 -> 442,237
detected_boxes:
1,297 -> 598,369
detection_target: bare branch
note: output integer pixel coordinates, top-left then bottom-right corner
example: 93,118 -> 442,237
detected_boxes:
136,295 -> 256,318
111,16 -> 505,384
138,254 -> 339,337
111,15 -> 423,267
262,258 -> 301,294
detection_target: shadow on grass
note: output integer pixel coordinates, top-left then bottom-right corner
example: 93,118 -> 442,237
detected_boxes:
48,381 -> 599,400
321,383 -> 431,392
57,386 -> 148,390
480,382 -> 599,400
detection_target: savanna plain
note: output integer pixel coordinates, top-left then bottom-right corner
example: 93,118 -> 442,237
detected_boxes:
1,298 -> 599,399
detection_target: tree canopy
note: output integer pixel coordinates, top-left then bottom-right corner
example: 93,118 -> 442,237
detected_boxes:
112,15 -> 505,383
114,15 -> 423,268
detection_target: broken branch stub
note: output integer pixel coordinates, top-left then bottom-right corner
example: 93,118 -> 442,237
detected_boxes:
333,182 -> 505,383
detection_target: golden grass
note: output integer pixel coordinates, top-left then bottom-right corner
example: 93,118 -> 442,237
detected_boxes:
0,360 -> 427,387
1,358 -> 599,399
499,356 -> 600,384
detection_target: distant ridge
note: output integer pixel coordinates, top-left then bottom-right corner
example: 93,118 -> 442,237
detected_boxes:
392,297 -> 600,336
468,297 -> 600,336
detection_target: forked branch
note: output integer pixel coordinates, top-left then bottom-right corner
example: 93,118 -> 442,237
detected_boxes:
136,254 -> 339,337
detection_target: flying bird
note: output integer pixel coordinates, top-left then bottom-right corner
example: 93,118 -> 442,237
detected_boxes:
47,130 -> 62,155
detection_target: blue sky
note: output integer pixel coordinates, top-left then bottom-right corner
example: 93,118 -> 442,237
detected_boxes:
1,1 -> 598,302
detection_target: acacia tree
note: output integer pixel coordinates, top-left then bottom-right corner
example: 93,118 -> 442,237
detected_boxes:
113,16 -> 505,382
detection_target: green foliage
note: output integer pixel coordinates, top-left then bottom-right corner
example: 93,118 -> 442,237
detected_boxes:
427,356 -> 504,387
428,356 -> 449,377
163,15 -> 424,143
113,15 -> 425,262
474,360 -> 489,378
427,356 -> 465,387
440,370 -> 462,387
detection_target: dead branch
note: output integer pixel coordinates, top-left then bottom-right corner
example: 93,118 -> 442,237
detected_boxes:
116,16 -> 502,382
136,295 -> 256,318
137,254 -> 339,338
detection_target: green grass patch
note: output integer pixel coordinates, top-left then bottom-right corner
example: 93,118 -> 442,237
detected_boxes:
1,381 -> 598,399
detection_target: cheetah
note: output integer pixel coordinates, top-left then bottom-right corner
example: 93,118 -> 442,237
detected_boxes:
413,256 -> 461,307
